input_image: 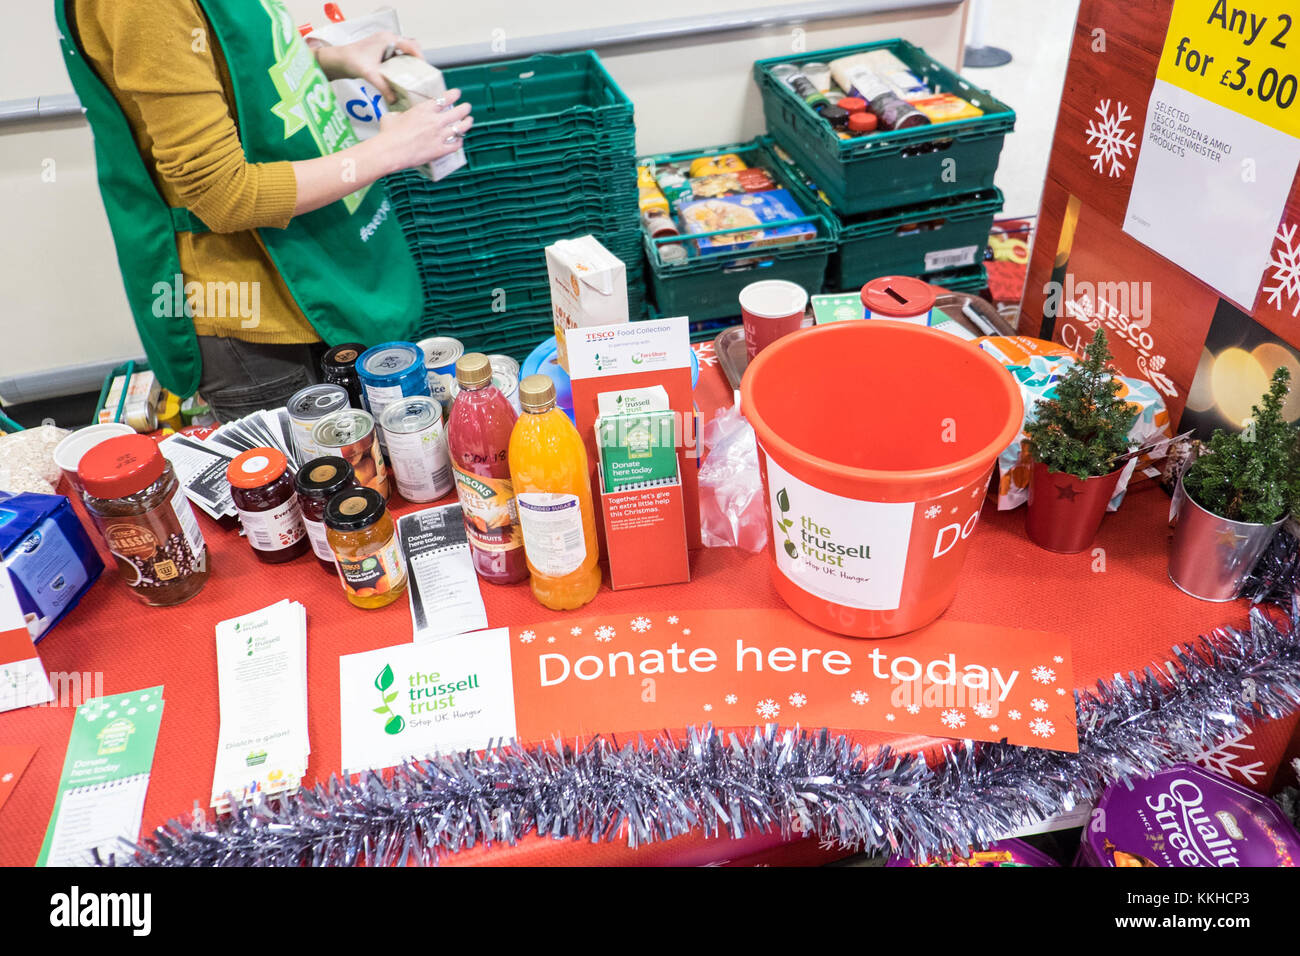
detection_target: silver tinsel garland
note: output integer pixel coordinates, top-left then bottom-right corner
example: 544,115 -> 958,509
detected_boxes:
117,598 -> 1300,866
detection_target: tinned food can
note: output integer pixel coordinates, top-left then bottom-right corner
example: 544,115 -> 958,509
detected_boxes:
379,396 -> 453,503
287,384 -> 349,462
418,336 -> 465,414
311,409 -> 390,501
356,342 -> 431,428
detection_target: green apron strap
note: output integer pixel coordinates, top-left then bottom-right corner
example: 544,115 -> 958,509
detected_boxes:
169,207 -> 210,235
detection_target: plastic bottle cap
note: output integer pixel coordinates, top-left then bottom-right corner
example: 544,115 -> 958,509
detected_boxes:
860,275 -> 937,318
227,447 -> 289,489
78,434 -> 165,499
820,105 -> 850,127
838,97 -> 867,113
324,487 -> 387,532
456,352 -> 493,389
848,112 -> 878,134
519,374 -> 557,413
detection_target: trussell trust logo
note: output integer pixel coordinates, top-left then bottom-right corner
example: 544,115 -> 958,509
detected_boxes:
371,664 -> 483,735
774,487 -> 872,569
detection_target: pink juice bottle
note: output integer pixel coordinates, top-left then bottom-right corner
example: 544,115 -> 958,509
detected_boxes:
446,352 -> 529,584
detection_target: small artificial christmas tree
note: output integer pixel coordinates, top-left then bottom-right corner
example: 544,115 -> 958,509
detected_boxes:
1024,328 -> 1138,480
1181,365 -> 1298,524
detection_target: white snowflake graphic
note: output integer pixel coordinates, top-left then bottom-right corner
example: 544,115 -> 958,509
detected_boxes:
703,704 -> 713,712
518,630 -> 536,644
1264,222 -> 1300,317
1032,665 -> 1057,685
851,690 -> 870,706
694,342 -> 718,367
725,694 -> 737,705
989,724 -> 1000,733
940,708 -> 967,729
547,637 -> 556,644
631,616 -> 652,633
789,692 -> 808,708
667,615 -> 679,624
1007,709 -> 1022,721
1053,655 -> 1064,664
570,626 -> 582,636
972,702 -> 994,718
682,628 -> 691,636
1085,99 -> 1136,178
1029,717 -> 1056,738
1056,688 -> 1067,696
756,698 -> 780,719
1,772 -> 12,784
595,625 -> 616,643
1192,728 -> 1268,786
924,505 -> 942,519
1030,698 -> 1049,712
906,704 -> 920,715
885,713 -> 896,721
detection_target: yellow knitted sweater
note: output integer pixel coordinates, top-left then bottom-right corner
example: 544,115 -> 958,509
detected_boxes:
75,0 -> 319,344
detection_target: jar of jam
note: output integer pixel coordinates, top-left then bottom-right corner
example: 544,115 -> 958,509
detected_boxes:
295,456 -> 359,572
227,447 -> 309,564
324,487 -> 407,609
321,342 -> 367,409
78,434 -> 210,606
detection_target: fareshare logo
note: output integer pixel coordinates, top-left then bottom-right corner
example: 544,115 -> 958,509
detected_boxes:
373,664 -> 404,735
50,886 -> 151,936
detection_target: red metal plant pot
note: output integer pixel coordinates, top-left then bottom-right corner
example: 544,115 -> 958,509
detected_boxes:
1024,460 -> 1125,554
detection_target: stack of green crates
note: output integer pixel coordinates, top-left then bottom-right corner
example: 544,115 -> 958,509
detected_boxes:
754,39 -> 1014,295
384,52 -> 645,363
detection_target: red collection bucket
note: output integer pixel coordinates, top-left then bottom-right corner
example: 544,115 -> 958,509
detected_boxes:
740,321 -> 1024,638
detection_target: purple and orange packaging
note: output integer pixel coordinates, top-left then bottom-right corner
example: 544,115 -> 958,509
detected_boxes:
887,838 -> 1058,867
1078,763 -> 1299,867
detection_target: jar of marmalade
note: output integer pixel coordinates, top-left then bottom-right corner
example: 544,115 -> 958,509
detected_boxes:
227,447 -> 309,564
295,456 -> 359,572
78,434 -> 210,606
324,487 -> 407,609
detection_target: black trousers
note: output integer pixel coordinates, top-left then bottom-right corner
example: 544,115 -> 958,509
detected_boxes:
196,335 -> 327,424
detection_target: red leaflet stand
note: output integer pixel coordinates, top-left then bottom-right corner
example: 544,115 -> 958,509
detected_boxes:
567,318 -> 701,577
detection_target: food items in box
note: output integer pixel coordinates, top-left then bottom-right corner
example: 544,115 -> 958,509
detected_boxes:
688,168 -> 776,198
678,189 -> 815,253
887,838 -> 1059,867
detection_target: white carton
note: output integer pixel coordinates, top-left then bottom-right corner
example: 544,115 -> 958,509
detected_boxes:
377,56 -> 466,182
546,235 -> 629,372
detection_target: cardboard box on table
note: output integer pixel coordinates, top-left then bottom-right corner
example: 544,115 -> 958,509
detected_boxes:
566,317 -> 698,588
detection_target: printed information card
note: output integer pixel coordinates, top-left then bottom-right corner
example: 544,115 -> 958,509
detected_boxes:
338,609 -> 1077,774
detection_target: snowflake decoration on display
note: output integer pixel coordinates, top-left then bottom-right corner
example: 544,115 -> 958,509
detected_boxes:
631,616 -> 652,633
570,626 -> 582,636
1029,717 -> 1056,738
1053,655 -> 1064,664
924,505 -> 942,519
940,709 -> 967,729
885,713 -> 896,722
989,724 -> 999,733
595,626 -> 616,643
1007,709 -> 1022,720
972,702 -> 994,719
682,628 -> 691,636
756,698 -> 780,720
1030,698 -> 1049,712
667,615 -> 679,624
1264,222 -> 1300,317
851,690 -> 870,706
906,704 -> 920,715
547,637 -> 556,644
1032,665 -> 1057,685
788,692 -> 808,708
1192,728 -> 1267,786
694,342 -> 718,368
518,630 -> 536,644
1056,688 -> 1067,696
1085,99 -> 1136,177
703,704 -> 713,712
724,694 -> 737,705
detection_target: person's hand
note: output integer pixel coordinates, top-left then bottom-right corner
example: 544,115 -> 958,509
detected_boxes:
373,90 -> 473,174
314,31 -> 422,103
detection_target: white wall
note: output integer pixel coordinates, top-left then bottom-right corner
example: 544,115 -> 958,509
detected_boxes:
0,1 -> 970,401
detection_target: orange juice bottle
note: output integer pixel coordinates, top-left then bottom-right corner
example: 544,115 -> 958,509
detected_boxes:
508,375 -> 602,610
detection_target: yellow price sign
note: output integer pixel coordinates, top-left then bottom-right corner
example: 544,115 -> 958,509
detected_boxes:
1157,0 -> 1300,138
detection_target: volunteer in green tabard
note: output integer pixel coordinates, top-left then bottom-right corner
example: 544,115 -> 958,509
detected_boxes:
57,0 -> 471,422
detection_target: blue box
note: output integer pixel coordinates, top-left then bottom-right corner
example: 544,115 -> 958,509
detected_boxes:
677,188 -> 817,253
0,492 -> 103,642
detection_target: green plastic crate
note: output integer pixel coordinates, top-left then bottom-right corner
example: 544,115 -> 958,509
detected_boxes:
639,137 -> 836,322
754,39 -> 1014,215
441,52 -> 635,174
926,263 -> 989,294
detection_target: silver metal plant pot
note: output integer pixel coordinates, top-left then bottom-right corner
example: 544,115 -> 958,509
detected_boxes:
1168,473 -> 1286,601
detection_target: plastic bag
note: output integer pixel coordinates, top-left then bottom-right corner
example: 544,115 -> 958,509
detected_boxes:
698,404 -> 768,552
0,423 -> 69,495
